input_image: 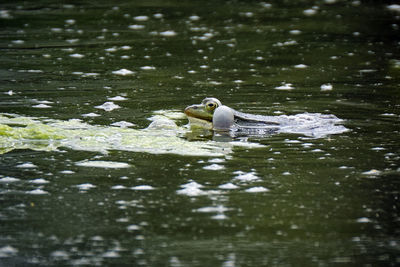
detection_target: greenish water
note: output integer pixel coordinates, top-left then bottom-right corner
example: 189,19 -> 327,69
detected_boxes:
1,0 -> 399,266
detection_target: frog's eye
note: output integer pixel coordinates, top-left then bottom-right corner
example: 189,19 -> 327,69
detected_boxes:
205,101 -> 218,112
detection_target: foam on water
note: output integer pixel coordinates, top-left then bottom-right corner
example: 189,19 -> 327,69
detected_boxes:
75,161 -> 130,168
69,53 -> 84,58
29,178 -> 49,184
82,113 -> 100,117
0,177 -> 20,183
131,185 -> 155,190
203,164 -> 225,170
128,25 -> 145,30
0,245 -> 18,257
26,189 -> 49,195
33,104 -> 51,108
176,181 -> 211,197
218,183 -> 239,189
110,121 -> 135,128
275,83 -> 295,90
75,183 -> 96,191
95,102 -> 120,111
16,163 -> 37,168
111,185 -> 127,190
159,30 -> 177,37
245,186 -> 270,193
108,96 -> 128,101
233,171 -> 260,182
276,113 -> 349,138
111,69 -> 135,76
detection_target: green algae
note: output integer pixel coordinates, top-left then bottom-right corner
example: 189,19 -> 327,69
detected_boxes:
0,113 -> 262,156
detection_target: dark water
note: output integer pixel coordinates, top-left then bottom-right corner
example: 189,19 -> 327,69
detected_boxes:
1,0 -> 400,266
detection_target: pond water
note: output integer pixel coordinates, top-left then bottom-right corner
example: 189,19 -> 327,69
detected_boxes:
1,0 -> 400,266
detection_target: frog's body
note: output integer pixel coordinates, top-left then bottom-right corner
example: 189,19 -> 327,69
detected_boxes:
184,97 -> 348,137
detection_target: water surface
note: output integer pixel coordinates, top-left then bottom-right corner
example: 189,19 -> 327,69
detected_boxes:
1,0 -> 400,266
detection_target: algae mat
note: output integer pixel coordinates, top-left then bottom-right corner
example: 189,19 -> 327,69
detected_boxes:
0,113 -> 262,157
